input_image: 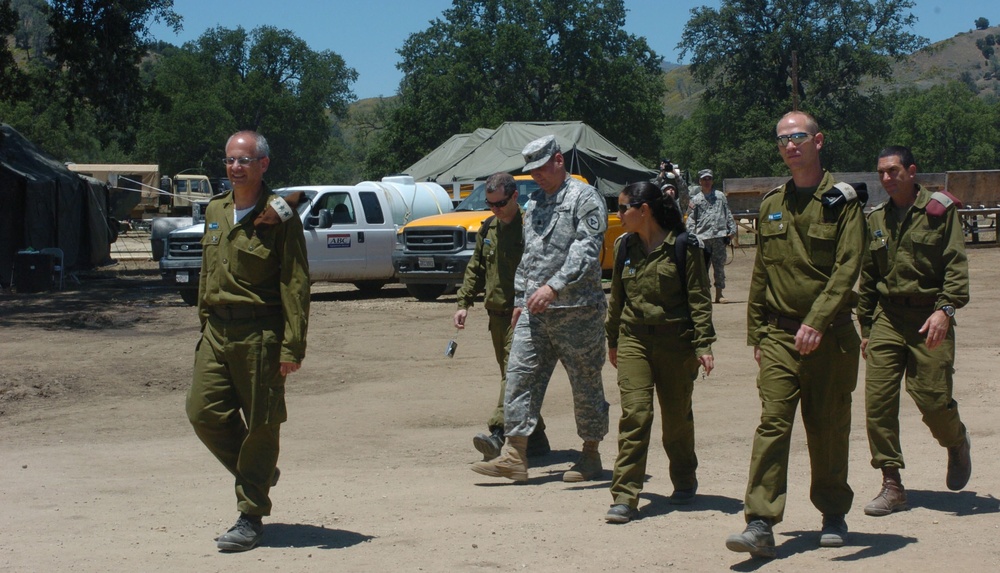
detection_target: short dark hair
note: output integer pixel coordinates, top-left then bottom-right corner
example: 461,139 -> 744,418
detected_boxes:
620,180 -> 684,234
485,172 -> 517,197
879,145 -> 915,169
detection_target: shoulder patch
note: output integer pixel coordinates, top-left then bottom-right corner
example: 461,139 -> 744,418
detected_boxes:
822,182 -> 867,208
927,190 -> 963,217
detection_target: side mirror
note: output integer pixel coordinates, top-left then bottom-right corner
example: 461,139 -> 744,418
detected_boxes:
318,209 -> 333,228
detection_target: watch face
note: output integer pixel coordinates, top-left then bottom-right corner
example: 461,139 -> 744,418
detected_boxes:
943,306 -> 956,317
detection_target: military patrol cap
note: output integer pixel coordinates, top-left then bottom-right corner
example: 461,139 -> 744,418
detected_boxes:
698,169 -> 713,180
661,182 -> 677,191
522,135 -> 560,172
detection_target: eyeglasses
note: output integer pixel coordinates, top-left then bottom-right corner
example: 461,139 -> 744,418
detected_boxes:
223,156 -> 263,166
776,132 -> 813,147
617,201 -> 645,214
485,197 -> 513,208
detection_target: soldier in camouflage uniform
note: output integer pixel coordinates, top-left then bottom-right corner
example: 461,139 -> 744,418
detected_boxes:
654,159 -> 691,213
186,131 -> 310,552
726,112 -> 864,558
687,169 -> 738,303
454,173 -> 549,461
471,135 -> 609,484
858,146 -> 972,518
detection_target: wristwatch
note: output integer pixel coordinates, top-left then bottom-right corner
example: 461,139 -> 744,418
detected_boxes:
941,305 -> 956,317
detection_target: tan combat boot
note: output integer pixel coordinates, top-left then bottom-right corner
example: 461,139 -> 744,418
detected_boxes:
563,440 -> 602,482
715,288 -> 727,304
471,436 -> 528,483
864,468 -> 908,516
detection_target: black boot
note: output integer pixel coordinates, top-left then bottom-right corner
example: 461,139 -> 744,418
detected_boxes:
473,427 -> 504,461
527,426 -> 551,457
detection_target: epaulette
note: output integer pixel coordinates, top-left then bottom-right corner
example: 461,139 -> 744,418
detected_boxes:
477,215 -> 497,239
762,185 -> 783,200
927,190 -> 963,217
868,201 -> 888,213
822,182 -> 867,208
254,191 -> 305,230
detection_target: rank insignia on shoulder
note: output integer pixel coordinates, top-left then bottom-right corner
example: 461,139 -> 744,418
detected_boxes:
823,182 -> 867,207
927,190 -> 963,217
209,222 -> 219,230
768,212 -> 782,221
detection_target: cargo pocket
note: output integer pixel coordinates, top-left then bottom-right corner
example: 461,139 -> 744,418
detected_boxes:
909,229 -> 942,277
248,331 -> 287,429
808,222 -> 838,268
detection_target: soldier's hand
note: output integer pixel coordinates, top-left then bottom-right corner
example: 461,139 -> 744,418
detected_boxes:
860,337 -> 869,360
794,324 -> 823,356
526,285 -> 557,314
511,307 -> 522,330
609,347 -> 618,369
699,353 -> 714,376
919,310 -> 950,350
753,346 -> 762,366
454,308 -> 468,329
280,362 -> 300,376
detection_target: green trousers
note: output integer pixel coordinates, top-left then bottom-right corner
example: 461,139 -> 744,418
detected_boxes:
610,329 -> 700,509
743,322 -> 859,524
187,314 -> 286,517
865,305 -> 965,470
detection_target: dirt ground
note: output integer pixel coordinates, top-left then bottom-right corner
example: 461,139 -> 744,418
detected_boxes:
1,243 -> 998,573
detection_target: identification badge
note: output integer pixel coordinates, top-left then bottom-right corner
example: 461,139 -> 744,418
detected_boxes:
208,222 -> 219,230
768,212 -> 782,221
875,229 -> 883,238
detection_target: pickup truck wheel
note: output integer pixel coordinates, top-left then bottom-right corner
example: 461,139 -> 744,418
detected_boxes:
179,289 -> 199,306
405,283 -> 447,301
353,280 -> 388,293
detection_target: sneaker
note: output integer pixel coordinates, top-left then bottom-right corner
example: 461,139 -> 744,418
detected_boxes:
946,432 -> 972,491
526,426 -> 551,457
819,514 -> 848,547
216,514 -> 264,552
725,518 -> 776,558
563,451 -> 602,482
668,481 -> 698,505
473,428 -> 504,461
605,504 -> 635,524
864,478 -> 908,516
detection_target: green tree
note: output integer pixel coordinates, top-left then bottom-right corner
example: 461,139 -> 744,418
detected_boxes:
44,0 -> 181,148
0,0 -> 24,102
367,0 -> 666,178
975,17 -> 989,30
886,82 -> 1000,172
139,26 -> 357,186
676,0 -> 926,177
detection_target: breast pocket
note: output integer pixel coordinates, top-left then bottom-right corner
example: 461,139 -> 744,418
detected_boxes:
758,219 -> 788,264
807,223 -> 838,268
908,229 -> 942,277
231,233 -> 275,283
656,257 -> 683,299
868,238 -> 888,274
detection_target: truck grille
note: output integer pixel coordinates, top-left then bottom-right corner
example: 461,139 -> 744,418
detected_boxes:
402,228 -> 465,253
167,236 -> 203,259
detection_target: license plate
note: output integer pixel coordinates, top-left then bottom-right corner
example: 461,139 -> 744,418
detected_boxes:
418,257 -> 435,269
176,271 -> 189,283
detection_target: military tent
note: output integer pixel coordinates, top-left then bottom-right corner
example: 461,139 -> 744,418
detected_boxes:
0,124 -> 114,288
406,121 -> 656,196
404,128 -> 495,182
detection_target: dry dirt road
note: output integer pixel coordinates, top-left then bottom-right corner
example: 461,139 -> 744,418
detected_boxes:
1,246 -> 998,573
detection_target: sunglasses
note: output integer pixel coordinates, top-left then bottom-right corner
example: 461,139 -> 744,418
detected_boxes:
223,156 -> 263,166
617,201 -> 645,214
776,132 -> 813,147
485,197 -> 513,208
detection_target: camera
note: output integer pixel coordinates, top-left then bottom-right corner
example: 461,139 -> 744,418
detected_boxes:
659,158 -> 674,173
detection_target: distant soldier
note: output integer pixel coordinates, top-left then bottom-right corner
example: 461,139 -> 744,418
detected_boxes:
454,172 -> 549,461
655,159 -> 690,213
687,169 -> 737,303
857,145 -> 972,517
471,135 -> 609,484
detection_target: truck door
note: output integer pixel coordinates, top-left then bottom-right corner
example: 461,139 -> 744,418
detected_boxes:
304,190 -> 367,280
357,190 -> 395,278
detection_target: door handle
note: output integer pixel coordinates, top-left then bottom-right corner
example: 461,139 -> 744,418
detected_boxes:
358,231 -> 365,243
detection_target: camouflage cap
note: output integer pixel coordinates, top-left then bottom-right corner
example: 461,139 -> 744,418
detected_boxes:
522,135 -> 560,172
698,168 -> 713,180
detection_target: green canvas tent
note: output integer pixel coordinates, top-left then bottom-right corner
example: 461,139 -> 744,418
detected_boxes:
409,121 -> 656,196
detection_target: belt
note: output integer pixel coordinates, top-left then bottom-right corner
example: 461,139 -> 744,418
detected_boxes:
211,305 -> 282,320
487,309 -> 514,318
628,322 -> 692,336
884,295 -> 937,308
766,312 -> 852,335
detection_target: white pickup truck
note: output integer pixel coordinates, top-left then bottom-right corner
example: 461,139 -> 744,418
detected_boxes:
158,176 -> 453,305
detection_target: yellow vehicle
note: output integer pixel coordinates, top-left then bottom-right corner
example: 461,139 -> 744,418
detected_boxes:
392,175 -> 624,300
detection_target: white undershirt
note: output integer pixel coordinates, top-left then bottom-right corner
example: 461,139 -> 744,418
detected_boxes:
234,205 -> 254,224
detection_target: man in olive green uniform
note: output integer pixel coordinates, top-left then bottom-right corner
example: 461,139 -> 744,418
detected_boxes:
454,173 -> 549,461
726,112 -> 864,559
858,146 -> 971,518
186,131 -> 310,552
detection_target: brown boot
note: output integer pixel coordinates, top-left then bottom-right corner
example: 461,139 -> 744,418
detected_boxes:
563,440 -> 602,482
864,469 -> 908,516
471,436 -> 528,483
946,432 -> 972,491
714,288 -> 727,304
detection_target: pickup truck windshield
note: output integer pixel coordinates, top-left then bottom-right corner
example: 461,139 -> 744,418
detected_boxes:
455,180 -> 537,211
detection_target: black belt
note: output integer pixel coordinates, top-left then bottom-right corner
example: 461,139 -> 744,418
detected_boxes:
628,322 -> 692,336
884,295 -> 937,308
211,305 -> 282,320
766,312 -> 852,335
487,309 -> 514,318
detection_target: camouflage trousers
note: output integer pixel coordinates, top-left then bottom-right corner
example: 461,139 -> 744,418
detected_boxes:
702,237 -> 729,290
504,303 -> 609,441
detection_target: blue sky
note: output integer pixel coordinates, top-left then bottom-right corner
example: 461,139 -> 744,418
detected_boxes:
149,1 -> 998,100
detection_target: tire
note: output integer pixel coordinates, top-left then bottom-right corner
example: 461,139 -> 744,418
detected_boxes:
405,283 -> 448,301
353,280 -> 388,293
179,289 -> 199,306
